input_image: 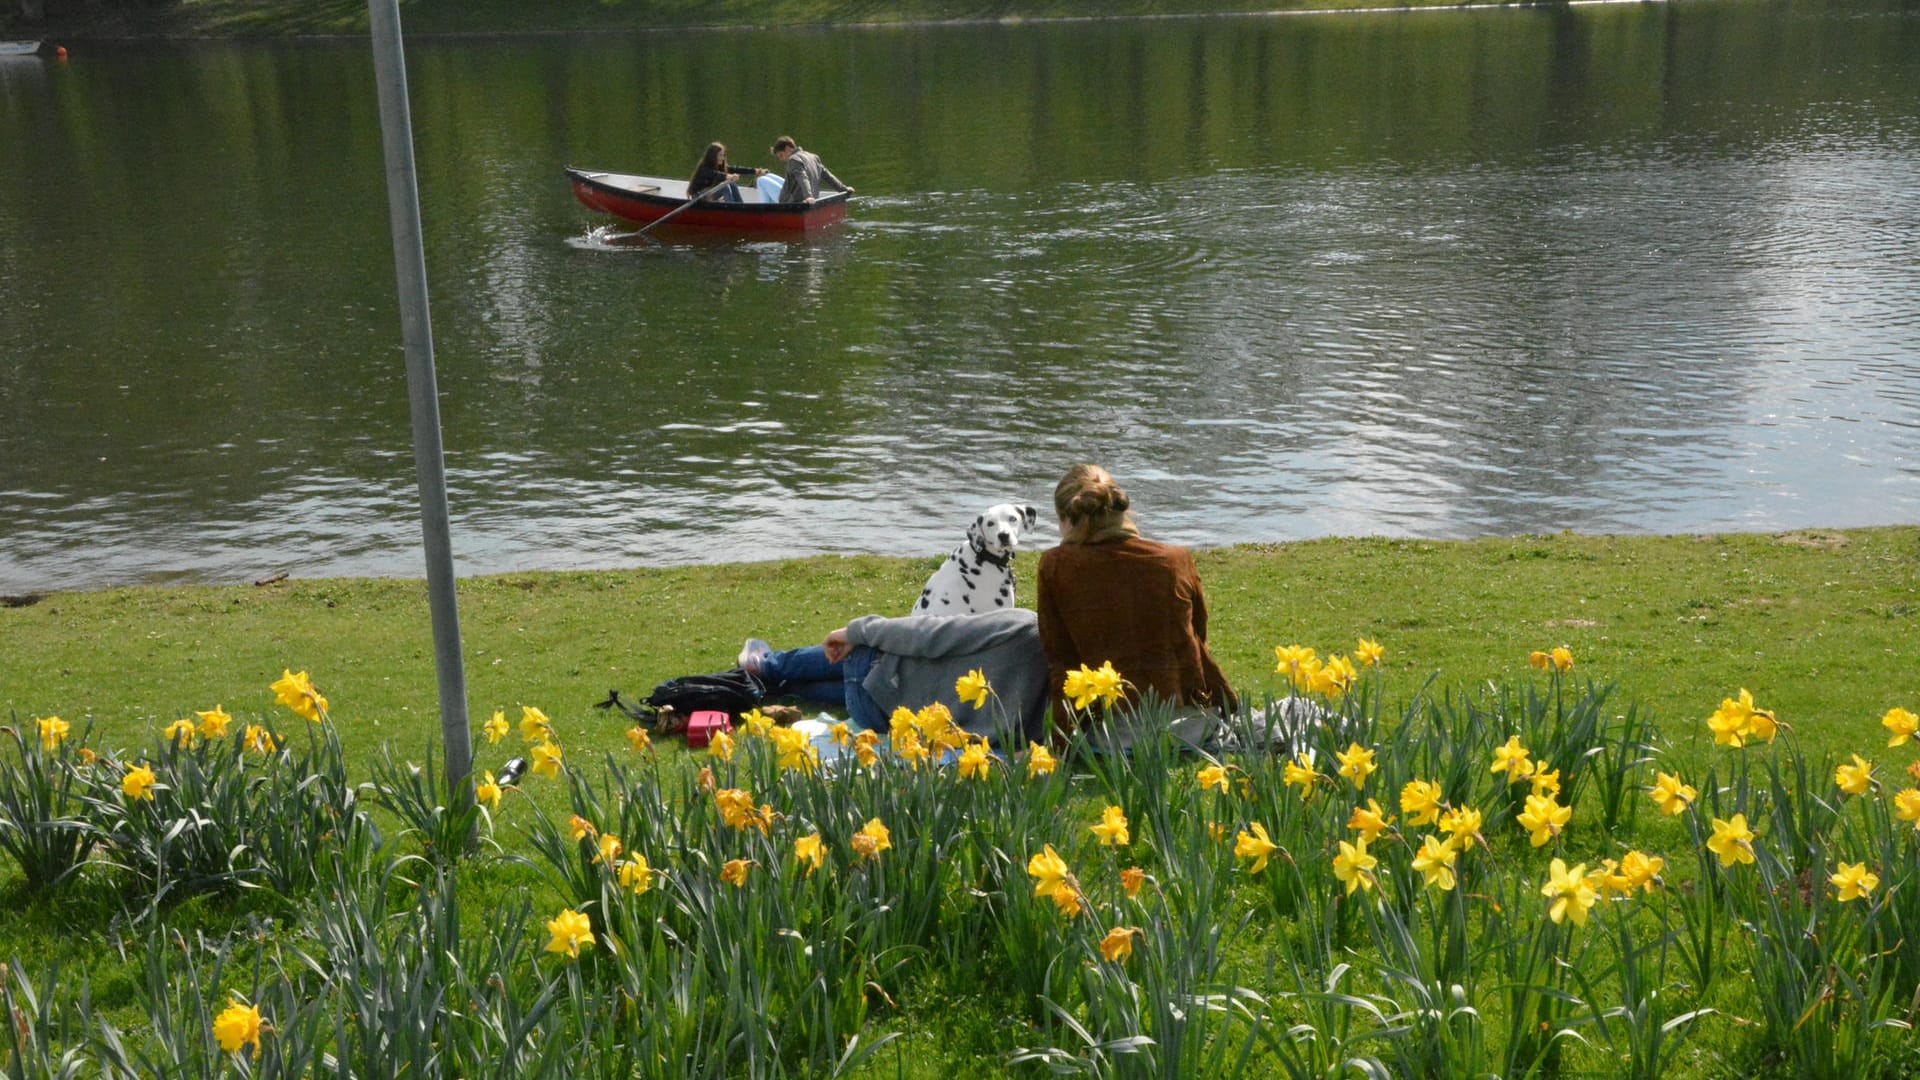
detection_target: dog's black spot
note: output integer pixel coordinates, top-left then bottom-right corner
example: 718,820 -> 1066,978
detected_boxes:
964,578 -> 975,590
995,597 -> 1007,606
941,597 -> 951,605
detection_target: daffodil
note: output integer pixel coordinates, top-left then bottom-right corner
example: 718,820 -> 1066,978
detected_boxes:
625,725 -> 652,752
212,997 -> 263,1057
1528,767 -> 1561,798
1120,866 -> 1146,898
1273,644 -> 1318,685
529,740 -> 563,779
1196,763 -> 1230,794
795,833 -> 825,876
771,725 -> 818,774
520,705 -> 553,743
1026,741 -> 1056,778
1835,754 -> 1874,796
854,733 -> 879,768
545,909 -> 594,958
595,833 -> 624,866
1490,735 -> 1532,782
852,818 -> 891,860
1830,862 -> 1879,902
1528,650 -> 1551,671
1613,850 -> 1664,894
1312,654 -> 1359,696
741,708 -> 774,738
482,709 -> 509,744
895,730 -> 931,769
242,724 -> 278,755
1882,706 -> 1918,748
1061,667 -> 1094,709
1027,844 -> 1070,899
617,854 -> 654,895
957,741 -> 991,781
1649,771 -> 1697,815
1283,755 -> 1319,800
1706,814 -> 1756,867
568,815 -> 597,841
1332,837 -> 1378,895
1412,835 -> 1458,891
955,669 -> 991,709
270,669 -> 328,722
162,718 -> 198,746
1355,638 -> 1385,667
35,716 -> 69,751
1235,822 -> 1279,872
1051,884 -> 1085,918
1892,787 -> 1920,827
196,706 -> 232,740
1346,799 -> 1395,844
720,859 -> 752,888
1400,779 -> 1444,826
830,721 -> 851,746
1335,742 -> 1376,790
1437,806 -> 1482,850
1099,926 -> 1140,963
475,771 -> 502,810
709,729 -> 735,761
122,763 -> 157,801
1542,858 -> 1597,926
1707,688 -> 1776,747
1088,661 -> 1127,708
1549,647 -> 1574,673
1518,793 -> 1571,847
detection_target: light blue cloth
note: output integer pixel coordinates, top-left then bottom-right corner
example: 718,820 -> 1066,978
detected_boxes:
755,174 -> 785,202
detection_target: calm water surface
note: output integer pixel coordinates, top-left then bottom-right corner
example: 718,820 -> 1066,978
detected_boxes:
1,0 -> 1917,592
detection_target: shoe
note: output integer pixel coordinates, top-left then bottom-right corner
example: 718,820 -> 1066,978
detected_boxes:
738,638 -> 771,675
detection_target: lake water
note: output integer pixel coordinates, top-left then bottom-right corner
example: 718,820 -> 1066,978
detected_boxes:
2,0 -> 1917,592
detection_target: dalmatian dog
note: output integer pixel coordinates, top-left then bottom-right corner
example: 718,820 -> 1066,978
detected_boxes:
912,502 -> 1041,616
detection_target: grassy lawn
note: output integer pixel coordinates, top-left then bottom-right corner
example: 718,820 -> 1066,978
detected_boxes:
2,527 -> 1917,1076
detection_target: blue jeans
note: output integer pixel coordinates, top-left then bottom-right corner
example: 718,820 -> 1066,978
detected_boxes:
759,644 -> 884,731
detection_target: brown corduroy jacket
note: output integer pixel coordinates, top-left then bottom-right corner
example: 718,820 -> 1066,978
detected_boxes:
1035,536 -> 1237,734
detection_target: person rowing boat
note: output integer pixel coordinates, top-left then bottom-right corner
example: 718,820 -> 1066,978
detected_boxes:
755,135 -> 854,204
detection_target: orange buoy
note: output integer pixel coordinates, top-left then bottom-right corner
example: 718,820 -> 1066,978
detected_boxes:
55,46 -> 68,60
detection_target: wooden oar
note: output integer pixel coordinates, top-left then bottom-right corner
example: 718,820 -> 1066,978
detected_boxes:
633,179 -> 734,238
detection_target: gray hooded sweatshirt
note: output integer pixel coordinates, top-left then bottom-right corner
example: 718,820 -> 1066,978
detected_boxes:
844,609 -> 1049,746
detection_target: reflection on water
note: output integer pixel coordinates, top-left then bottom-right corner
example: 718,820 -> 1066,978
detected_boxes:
0,1 -> 1917,591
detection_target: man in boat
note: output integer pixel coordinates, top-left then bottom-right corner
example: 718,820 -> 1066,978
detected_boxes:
755,136 -> 854,204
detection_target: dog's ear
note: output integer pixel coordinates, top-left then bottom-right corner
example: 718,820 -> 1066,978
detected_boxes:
1019,504 -> 1038,529
967,514 -> 988,545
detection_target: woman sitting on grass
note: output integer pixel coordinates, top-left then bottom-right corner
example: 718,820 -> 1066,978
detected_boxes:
1036,463 -> 1236,746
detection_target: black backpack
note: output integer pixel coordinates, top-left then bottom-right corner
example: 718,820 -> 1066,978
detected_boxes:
594,669 -> 768,733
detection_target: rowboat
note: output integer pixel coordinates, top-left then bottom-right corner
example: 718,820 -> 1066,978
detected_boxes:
0,41 -> 47,56
565,168 -> 849,234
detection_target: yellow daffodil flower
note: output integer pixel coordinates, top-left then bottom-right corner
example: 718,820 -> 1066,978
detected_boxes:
1528,650 -> 1551,671
212,997 -> 263,1057
1027,844 -> 1070,899
853,818 -> 891,860
482,709 -> 509,744
1196,763 -> 1230,794
1347,799 -> 1395,844
720,859 -> 752,888
1235,822 -> 1279,872
1283,755 -> 1319,800
1549,647 -> 1574,672
741,708 -> 774,738
771,726 -> 819,775
1830,861 -> 1879,902
475,771 -> 502,810
1614,850 -> 1664,894
1542,858 -> 1597,926
830,722 -> 851,746
1835,754 -> 1874,796
1518,792 -> 1571,847
621,724 -> 651,752
1312,654 -> 1359,696
567,814 -> 596,841
595,833 -> 624,866
1892,787 -> 1920,827
1026,742 -> 1056,778
1882,706 -> 1918,748
1332,837 -> 1378,895
270,669 -> 328,722
1529,766 -> 1562,798
1649,771 -> 1697,815
1120,866 -> 1146,898
122,763 -> 157,802
854,736 -> 879,769
1490,735 -> 1533,782
1355,638 -> 1385,667
242,725 -> 278,755
36,716 -> 69,751
795,833 -> 825,876
1088,661 -> 1127,708
955,669 -> 991,709
1335,742 -> 1376,790
529,740 -> 563,779
1400,779 -> 1444,827
708,728 -> 736,761
519,706 -> 553,744
162,718 -> 198,746
1706,814 -> 1756,867
714,789 -> 756,830
617,854 -> 654,895
1412,834 -> 1458,891
1099,926 -> 1140,963
545,908 -> 594,958
195,706 -> 232,740
1438,806 -> 1482,850
1273,645 -> 1318,685
1091,805 -> 1130,847
1051,884 -> 1085,918
958,741 -> 991,781
1707,688 -> 1776,747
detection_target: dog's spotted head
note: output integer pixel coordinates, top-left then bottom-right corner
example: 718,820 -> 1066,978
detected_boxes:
968,502 -> 1040,557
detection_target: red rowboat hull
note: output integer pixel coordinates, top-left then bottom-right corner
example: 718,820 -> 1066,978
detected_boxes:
566,168 -> 848,233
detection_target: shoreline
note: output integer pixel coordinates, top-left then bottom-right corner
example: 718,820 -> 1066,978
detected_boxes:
8,0 -> 1668,44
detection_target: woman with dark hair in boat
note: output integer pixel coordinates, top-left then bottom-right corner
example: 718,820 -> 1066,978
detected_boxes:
687,142 -> 764,203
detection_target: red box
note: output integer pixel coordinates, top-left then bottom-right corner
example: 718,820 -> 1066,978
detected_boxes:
685,710 -> 732,749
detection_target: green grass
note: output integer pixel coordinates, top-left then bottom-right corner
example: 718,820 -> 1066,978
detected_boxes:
5,528 -> 1915,778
